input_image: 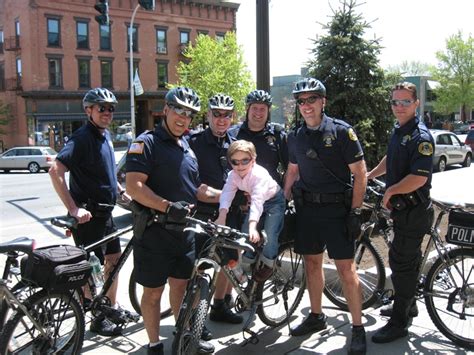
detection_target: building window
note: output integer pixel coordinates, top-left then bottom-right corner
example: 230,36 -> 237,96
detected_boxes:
197,30 -> 209,36
47,18 -> 60,47
78,59 -> 90,88
16,57 -> 22,87
216,32 -> 225,42
127,25 -> 138,52
179,30 -> 190,45
156,28 -> 167,54
48,57 -> 62,88
99,24 -> 111,50
0,62 -> 5,91
0,30 -> 3,54
76,21 -> 89,49
15,19 -> 20,36
100,60 -> 113,88
157,61 -> 168,88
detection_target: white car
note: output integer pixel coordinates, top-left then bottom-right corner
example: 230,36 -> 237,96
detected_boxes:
430,130 -> 472,172
0,146 -> 57,173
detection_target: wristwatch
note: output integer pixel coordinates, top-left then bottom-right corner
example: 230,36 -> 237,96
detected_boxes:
351,208 -> 362,215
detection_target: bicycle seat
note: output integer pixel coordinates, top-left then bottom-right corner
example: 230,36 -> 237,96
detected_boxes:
0,237 -> 35,255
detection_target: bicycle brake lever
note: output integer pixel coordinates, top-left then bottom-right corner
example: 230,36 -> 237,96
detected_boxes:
184,224 -> 205,234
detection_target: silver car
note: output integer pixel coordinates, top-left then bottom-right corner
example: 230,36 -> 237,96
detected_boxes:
430,130 -> 472,172
0,146 -> 57,173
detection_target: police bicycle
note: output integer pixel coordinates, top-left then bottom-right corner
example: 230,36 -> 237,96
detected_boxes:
172,216 -> 306,355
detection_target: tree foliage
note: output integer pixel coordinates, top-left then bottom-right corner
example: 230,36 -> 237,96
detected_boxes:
175,32 -> 254,123
386,60 -> 433,76
306,0 -> 400,167
0,100 -> 11,136
431,31 -> 474,121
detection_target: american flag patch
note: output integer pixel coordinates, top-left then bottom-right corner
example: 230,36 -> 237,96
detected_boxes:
128,142 -> 144,154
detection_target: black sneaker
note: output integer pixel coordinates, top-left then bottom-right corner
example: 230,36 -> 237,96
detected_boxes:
147,342 -> 164,355
290,313 -> 328,336
371,322 -> 408,343
197,339 -> 215,354
379,302 -> 419,318
201,325 -> 213,341
90,316 -> 122,336
224,294 -> 235,308
209,303 -> 243,324
348,326 -> 366,355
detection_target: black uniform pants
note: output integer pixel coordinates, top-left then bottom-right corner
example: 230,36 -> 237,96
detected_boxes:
389,200 -> 434,327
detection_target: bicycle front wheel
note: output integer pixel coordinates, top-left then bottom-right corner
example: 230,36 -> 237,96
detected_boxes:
0,289 -> 85,354
256,242 -> 306,327
323,237 -> 386,311
424,248 -> 474,350
128,267 -> 172,318
172,277 -> 210,355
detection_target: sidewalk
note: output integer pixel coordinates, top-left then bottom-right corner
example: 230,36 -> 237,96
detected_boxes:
81,233 -> 466,354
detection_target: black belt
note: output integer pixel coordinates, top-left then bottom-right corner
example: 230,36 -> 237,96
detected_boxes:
302,191 -> 345,204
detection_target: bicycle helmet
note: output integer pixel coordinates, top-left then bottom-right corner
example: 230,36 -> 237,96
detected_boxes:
245,90 -> 273,107
165,87 -> 201,113
208,94 -> 234,111
82,88 -> 118,109
292,78 -> 326,98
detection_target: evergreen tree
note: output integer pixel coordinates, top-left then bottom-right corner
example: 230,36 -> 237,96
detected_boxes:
0,100 -> 11,136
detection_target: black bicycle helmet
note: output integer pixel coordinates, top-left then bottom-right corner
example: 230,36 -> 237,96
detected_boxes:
82,88 -> 118,109
245,89 -> 273,107
165,87 -> 201,113
292,78 -> 326,98
208,94 -> 234,111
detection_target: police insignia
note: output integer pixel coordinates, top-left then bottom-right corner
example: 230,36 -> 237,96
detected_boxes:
266,135 -> 276,145
323,135 -> 334,147
418,142 -> 433,156
128,142 -> 144,154
348,128 -> 358,141
401,135 -> 411,145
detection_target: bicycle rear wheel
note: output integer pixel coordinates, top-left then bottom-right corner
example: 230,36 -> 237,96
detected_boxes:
424,248 -> 474,350
256,242 -> 306,327
172,277 -> 210,355
128,267 -> 172,318
323,237 -> 385,311
0,289 -> 85,354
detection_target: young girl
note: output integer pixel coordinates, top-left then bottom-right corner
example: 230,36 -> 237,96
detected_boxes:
215,140 -> 286,281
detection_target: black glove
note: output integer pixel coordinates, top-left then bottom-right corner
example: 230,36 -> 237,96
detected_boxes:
166,201 -> 191,222
346,210 -> 362,241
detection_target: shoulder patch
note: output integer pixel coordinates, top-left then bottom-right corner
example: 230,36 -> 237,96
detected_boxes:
348,128 -> 358,141
418,142 -> 433,156
128,142 -> 144,154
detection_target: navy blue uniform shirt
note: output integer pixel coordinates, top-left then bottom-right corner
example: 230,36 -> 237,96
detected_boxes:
228,121 -> 288,186
288,115 -> 364,193
386,116 -> 434,193
56,121 -> 117,205
126,125 -> 200,204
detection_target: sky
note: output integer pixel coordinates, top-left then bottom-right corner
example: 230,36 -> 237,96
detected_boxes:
235,0 -> 474,81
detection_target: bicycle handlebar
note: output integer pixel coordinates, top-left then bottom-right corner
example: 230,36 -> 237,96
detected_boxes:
51,216 -> 78,229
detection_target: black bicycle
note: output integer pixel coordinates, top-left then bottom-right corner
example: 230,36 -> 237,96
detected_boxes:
172,216 -> 306,355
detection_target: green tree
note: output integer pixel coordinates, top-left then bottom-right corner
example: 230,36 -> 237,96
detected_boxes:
175,32 -> 254,123
306,0 -> 399,167
0,100 -> 11,136
432,31 -> 474,122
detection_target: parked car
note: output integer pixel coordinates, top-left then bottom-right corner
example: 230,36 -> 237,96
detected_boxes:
430,130 -> 472,172
465,129 -> 474,151
0,146 -> 57,173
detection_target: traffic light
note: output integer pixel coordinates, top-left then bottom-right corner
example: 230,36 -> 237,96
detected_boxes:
94,0 -> 109,25
138,0 -> 155,11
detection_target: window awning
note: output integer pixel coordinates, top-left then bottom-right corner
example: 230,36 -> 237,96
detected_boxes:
31,112 -> 130,122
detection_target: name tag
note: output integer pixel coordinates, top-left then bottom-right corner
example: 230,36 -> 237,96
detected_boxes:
446,224 -> 474,247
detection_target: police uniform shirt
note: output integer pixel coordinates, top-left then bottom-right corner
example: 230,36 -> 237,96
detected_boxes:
288,115 -> 364,193
186,128 -> 234,190
386,116 -> 434,192
229,121 -> 288,185
126,125 -> 200,204
56,121 -> 117,205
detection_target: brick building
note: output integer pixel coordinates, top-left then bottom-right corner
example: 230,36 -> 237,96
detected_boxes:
0,0 -> 239,151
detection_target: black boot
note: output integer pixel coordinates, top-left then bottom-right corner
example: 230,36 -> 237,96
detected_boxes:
348,326 -> 366,355
380,301 -> 418,317
372,321 -> 408,343
209,301 -> 243,324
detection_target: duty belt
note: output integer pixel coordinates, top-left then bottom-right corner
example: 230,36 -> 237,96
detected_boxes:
302,191 -> 345,204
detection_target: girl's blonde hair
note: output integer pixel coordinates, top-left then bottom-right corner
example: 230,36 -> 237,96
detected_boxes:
227,140 -> 257,160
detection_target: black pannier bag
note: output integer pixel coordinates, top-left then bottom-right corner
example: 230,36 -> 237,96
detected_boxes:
21,245 -> 92,291
279,202 -> 297,243
446,209 -> 474,248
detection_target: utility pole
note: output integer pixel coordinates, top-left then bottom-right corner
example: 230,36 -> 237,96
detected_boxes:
256,0 -> 270,92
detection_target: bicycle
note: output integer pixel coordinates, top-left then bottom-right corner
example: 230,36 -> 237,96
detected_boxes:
323,181 -> 474,350
172,216 -> 306,355
0,237 -> 85,354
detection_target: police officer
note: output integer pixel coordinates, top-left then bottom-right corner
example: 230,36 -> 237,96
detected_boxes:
368,82 -> 434,344
49,88 -> 129,336
228,89 -> 288,187
187,94 -> 243,331
283,78 -> 367,354
126,87 -> 218,355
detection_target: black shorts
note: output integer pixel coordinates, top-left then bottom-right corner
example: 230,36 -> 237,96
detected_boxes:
133,223 -> 195,288
71,216 -> 121,264
294,202 -> 354,260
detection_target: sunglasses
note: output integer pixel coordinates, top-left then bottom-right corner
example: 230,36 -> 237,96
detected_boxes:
212,110 -> 233,119
296,95 -> 322,106
97,105 -> 115,113
169,105 -> 197,119
230,158 -> 252,166
391,99 -> 415,107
